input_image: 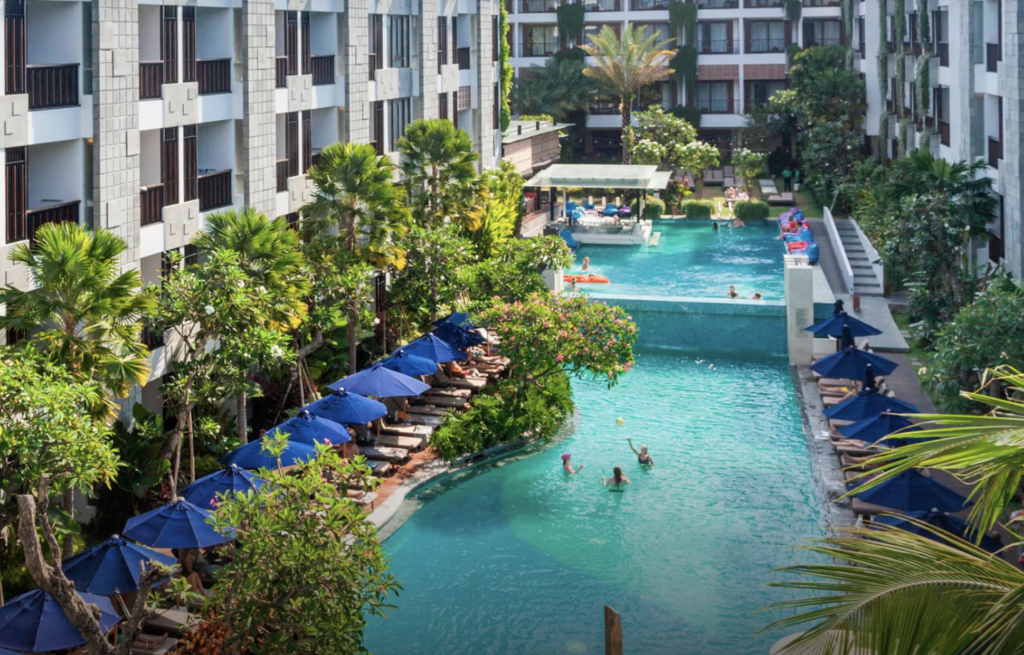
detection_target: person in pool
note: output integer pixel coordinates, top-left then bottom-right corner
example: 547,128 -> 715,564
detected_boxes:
602,466 -> 630,489
712,221 -> 720,232
627,437 -> 654,466
582,256 -> 590,271
727,285 -> 739,298
562,453 -> 584,474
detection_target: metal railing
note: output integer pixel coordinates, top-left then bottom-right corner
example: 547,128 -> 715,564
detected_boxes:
198,169 -> 232,211
744,0 -> 783,6
457,47 -> 471,70
519,41 -> 559,57
986,43 -> 1000,72
697,98 -> 740,114
26,64 -> 79,110
747,38 -> 788,54
632,0 -> 671,8
140,61 -> 163,100
988,137 -> 1001,170
276,56 -> 288,88
20,200 -> 80,243
311,55 -> 335,85
697,39 -> 736,54
937,42 -> 949,67
803,0 -> 840,5
140,184 -> 164,226
197,58 -> 231,95
521,0 -> 559,12
276,159 -> 289,193
804,36 -> 841,48
582,0 -> 621,10
694,0 -> 738,7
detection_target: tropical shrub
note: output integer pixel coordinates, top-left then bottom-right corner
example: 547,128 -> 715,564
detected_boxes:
732,148 -> 767,191
681,199 -> 714,219
631,197 -> 666,220
735,200 -> 770,221
461,236 -> 573,309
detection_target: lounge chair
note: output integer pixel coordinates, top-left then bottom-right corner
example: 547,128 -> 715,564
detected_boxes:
723,165 -> 735,176
359,446 -> 410,462
429,386 -> 473,398
368,460 -> 391,477
767,192 -> 795,206
378,433 -> 428,451
409,394 -> 467,408
723,176 -> 736,188
566,201 -> 576,215
602,204 -> 618,217
347,489 -> 378,510
377,420 -> 434,438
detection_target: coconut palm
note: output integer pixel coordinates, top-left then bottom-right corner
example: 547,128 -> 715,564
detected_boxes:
0,221 -> 155,557
300,142 -> 409,374
191,208 -> 309,441
765,366 -> 1024,654
397,118 -> 479,228
581,25 -> 677,164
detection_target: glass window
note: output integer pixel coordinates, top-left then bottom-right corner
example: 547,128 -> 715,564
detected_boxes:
522,0 -> 558,12
697,81 -> 730,113
388,98 -> 412,152
582,0 -> 619,11
523,25 -> 558,56
388,15 -> 410,68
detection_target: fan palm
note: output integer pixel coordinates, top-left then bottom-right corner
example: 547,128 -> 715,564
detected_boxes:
581,25 -> 676,164
396,118 -> 479,228
0,221 -> 155,557
889,150 -> 998,227
300,142 -> 409,373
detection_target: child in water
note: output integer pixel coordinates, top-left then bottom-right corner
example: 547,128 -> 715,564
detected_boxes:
562,453 -> 584,474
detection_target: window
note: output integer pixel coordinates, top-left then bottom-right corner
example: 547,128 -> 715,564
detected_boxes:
369,14 -> 384,79
494,83 -> 500,128
493,17 -> 499,61
388,98 -> 411,152
634,23 -> 669,43
162,6 -> 178,84
696,81 -> 732,114
858,17 -> 865,59
748,21 -> 787,53
389,15 -> 410,68
697,22 -> 731,54
183,244 -> 199,267
457,86 -> 471,111
438,17 -> 448,72
439,92 -> 448,120
522,0 -> 558,12
371,100 -> 384,155
583,24 -> 621,46
745,80 -> 786,110
452,92 -> 459,129
632,0 -> 670,9
522,25 -> 558,57
803,20 -> 840,47
583,0 -> 620,11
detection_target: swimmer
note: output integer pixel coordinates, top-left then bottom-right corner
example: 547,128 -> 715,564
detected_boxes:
727,285 -> 739,298
562,453 -> 584,474
602,466 -> 630,489
627,437 -> 654,466
712,221 -> 719,232
731,218 -> 745,228
582,256 -> 590,271
752,292 -> 763,300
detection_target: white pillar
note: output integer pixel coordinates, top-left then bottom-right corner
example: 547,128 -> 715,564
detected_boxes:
785,254 -> 814,365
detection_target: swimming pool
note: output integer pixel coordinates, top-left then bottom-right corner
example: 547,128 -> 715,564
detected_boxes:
365,347 -> 824,655
568,220 -> 785,301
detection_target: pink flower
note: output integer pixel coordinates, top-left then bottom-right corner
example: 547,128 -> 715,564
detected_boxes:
324,438 -> 332,446
556,353 -> 564,362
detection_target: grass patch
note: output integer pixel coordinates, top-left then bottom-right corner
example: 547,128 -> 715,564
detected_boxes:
891,311 -> 932,367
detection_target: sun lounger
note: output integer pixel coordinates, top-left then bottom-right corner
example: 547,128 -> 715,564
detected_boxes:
850,498 -> 892,516
132,637 -> 178,655
442,376 -> 489,390
348,489 -> 378,510
360,446 -> 410,462
723,165 -> 735,176
723,176 -> 736,188
379,422 -> 433,437
429,386 -> 473,399
767,192 -> 796,206
367,460 -> 391,477
407,404 -> 449,416
409,395 -> 467,408
378,433 -> 427,451
143,608 -> 192,638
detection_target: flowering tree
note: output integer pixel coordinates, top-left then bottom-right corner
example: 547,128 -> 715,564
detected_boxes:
675,141 -> 721,193
481,292 -> 637,389
628,107 -> 697,170
732,148 -> 767,192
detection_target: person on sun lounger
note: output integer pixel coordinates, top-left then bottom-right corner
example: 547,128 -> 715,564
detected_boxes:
627,437 -> 654,466
602,466 -> 630,490
562,453 -> 584,474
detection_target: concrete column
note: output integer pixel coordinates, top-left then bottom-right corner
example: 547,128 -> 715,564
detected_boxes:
1002,0 -> 1024,277
785,254 -> 814,365
476,2 -> 495,169
421,0 -> 439,120
242,0 -> 277,215
345,0 -> 370,144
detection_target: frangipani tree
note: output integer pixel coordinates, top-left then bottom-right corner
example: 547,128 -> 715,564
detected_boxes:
676,140 -> 720,193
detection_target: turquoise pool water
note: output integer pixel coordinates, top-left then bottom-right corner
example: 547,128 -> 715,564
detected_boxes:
568,220 -> 784,301
365,348 -> 824,655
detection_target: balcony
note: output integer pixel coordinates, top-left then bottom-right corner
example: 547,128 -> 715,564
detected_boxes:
939,120 -> 950,147
986,43 -> 1000,73
694,0 -> 738,7
519,42 -> 559,57
937,42 -> 949,67
582,0 -> 621,10
141,325 -> 165,350
140,184 -> 165,226
197,58 -> 231,95
140,62 -> 163,100
521,0 -> 559,12
457,47 -> 471,70
804,36 -> 841,48
988,137 -> 1001,170
311,55 -> 334,86
276,56 -> 288,88
276,159 -> 289,193
12,200 -> 81,243
744,0 -> 782,6
803,0 -> 840,5
697,40 -> 736,55
632,0 -> 671,8
698,98 -> 740,114
26,64 -> 79,110
198,169 -> 232,211
747,38 -> 788,54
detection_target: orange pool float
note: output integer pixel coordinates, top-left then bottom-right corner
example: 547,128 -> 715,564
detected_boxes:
564,274 -> 611,284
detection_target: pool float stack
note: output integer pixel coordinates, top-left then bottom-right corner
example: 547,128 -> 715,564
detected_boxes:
777,208 -> 819,264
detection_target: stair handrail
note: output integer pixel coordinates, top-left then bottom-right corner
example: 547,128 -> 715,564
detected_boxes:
851,217 -> 885,294
823,206 -> 856,295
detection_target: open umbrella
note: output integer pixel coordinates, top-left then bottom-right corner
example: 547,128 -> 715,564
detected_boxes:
825,388 -> 920,421
266,410 -> 352,447
219,436 -> 321,471
62,535 -> 176,595
328,363 -> 430,398
837,413 -> 921,445
805,311 -> 882,339
401,334 -> 466,363
380,349 -> 439,377
0,589 -> 120,652
181,464 -> 266,508
811,347 -> 898,379
303,389 -> 388,426
430,321 -> 486,350
124,498 -> 232,548
851,469 -> 968,513
873,509 -> 1003,552
433,312 -> 473,328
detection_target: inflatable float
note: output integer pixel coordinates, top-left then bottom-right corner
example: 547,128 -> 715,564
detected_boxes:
564,274 -> 610,284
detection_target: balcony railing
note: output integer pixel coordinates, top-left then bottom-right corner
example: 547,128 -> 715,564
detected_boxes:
140,61 -> 163,100
937,42 -> 949,67
747,38 -> 788,54
457,47 -> 471,70
26,64 -> 79,110
697,98 -> 740,114
521,0 -> 558,12
697,39 -> 736,55
939,120 -> 950,147
16,200 -> 81,243
140,184 -> 164,226
198,169 -> 232,211
744,0 -> 783,6
311,55 -> 335,85
519,42 -> 559,57
986,43 -> 1000,72
197,58 -> 231,95
276,56 -> 288,88
804,36 -> 841,48
632,0 -> 671,8
988,137 -> 1001,170
276,159 -> 289,193
694,0 -> 738,7
803,0 -> 840,5
582,0 -> 621,10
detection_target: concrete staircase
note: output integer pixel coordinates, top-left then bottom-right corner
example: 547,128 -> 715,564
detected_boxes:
834,220 -> 884,296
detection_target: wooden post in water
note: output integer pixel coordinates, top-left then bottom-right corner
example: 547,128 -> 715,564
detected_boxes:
604,605 -> 622,655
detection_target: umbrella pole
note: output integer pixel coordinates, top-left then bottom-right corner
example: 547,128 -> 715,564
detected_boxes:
188,412 -> 196,483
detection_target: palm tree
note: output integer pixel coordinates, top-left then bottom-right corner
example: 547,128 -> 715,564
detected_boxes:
300,142 -> 409,374
0,222 -> 155,557
764,366 -> 1024,655
396,118 -> 479,228
889,150 -> 998,225
580,25 -> 676,164
191,208 -> 308,441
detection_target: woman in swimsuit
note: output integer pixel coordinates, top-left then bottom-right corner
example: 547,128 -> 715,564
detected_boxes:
562,453 -> 584,474
627,437 -> 654,466
602,466 -> 630,489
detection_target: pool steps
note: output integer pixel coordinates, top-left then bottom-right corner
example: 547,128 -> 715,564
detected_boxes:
648,231 -> 661,247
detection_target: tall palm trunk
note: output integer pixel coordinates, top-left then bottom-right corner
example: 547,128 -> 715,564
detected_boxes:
620,100 -> 633,164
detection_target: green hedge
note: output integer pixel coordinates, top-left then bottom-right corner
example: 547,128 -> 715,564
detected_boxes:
630,197 -> 666,220
734,200 -> 770,221
681,199 -> 714,219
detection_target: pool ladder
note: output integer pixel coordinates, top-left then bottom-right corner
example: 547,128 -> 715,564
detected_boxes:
648,231 -> 662,247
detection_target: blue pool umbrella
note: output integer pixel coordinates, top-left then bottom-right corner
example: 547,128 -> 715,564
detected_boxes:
0,589 -> 120,652
430,321 -> 486,350
811,347 -> 899,379
805,311 -> 882,339
873,509 -> 1003,552
219,436 -> 321,470
851,469 -> 968,513
433,312 -> 473,328
838,413 -> 921,444
266,410 -> 352,447
303,389 -> 388,426
380,349 -> 439,377
123,498 -> 232,548
401,334 -> 466,363
62,535 -> 176,595
181,464 -> 266,508
328,363 -> 431,398
825,388 -> 920,421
